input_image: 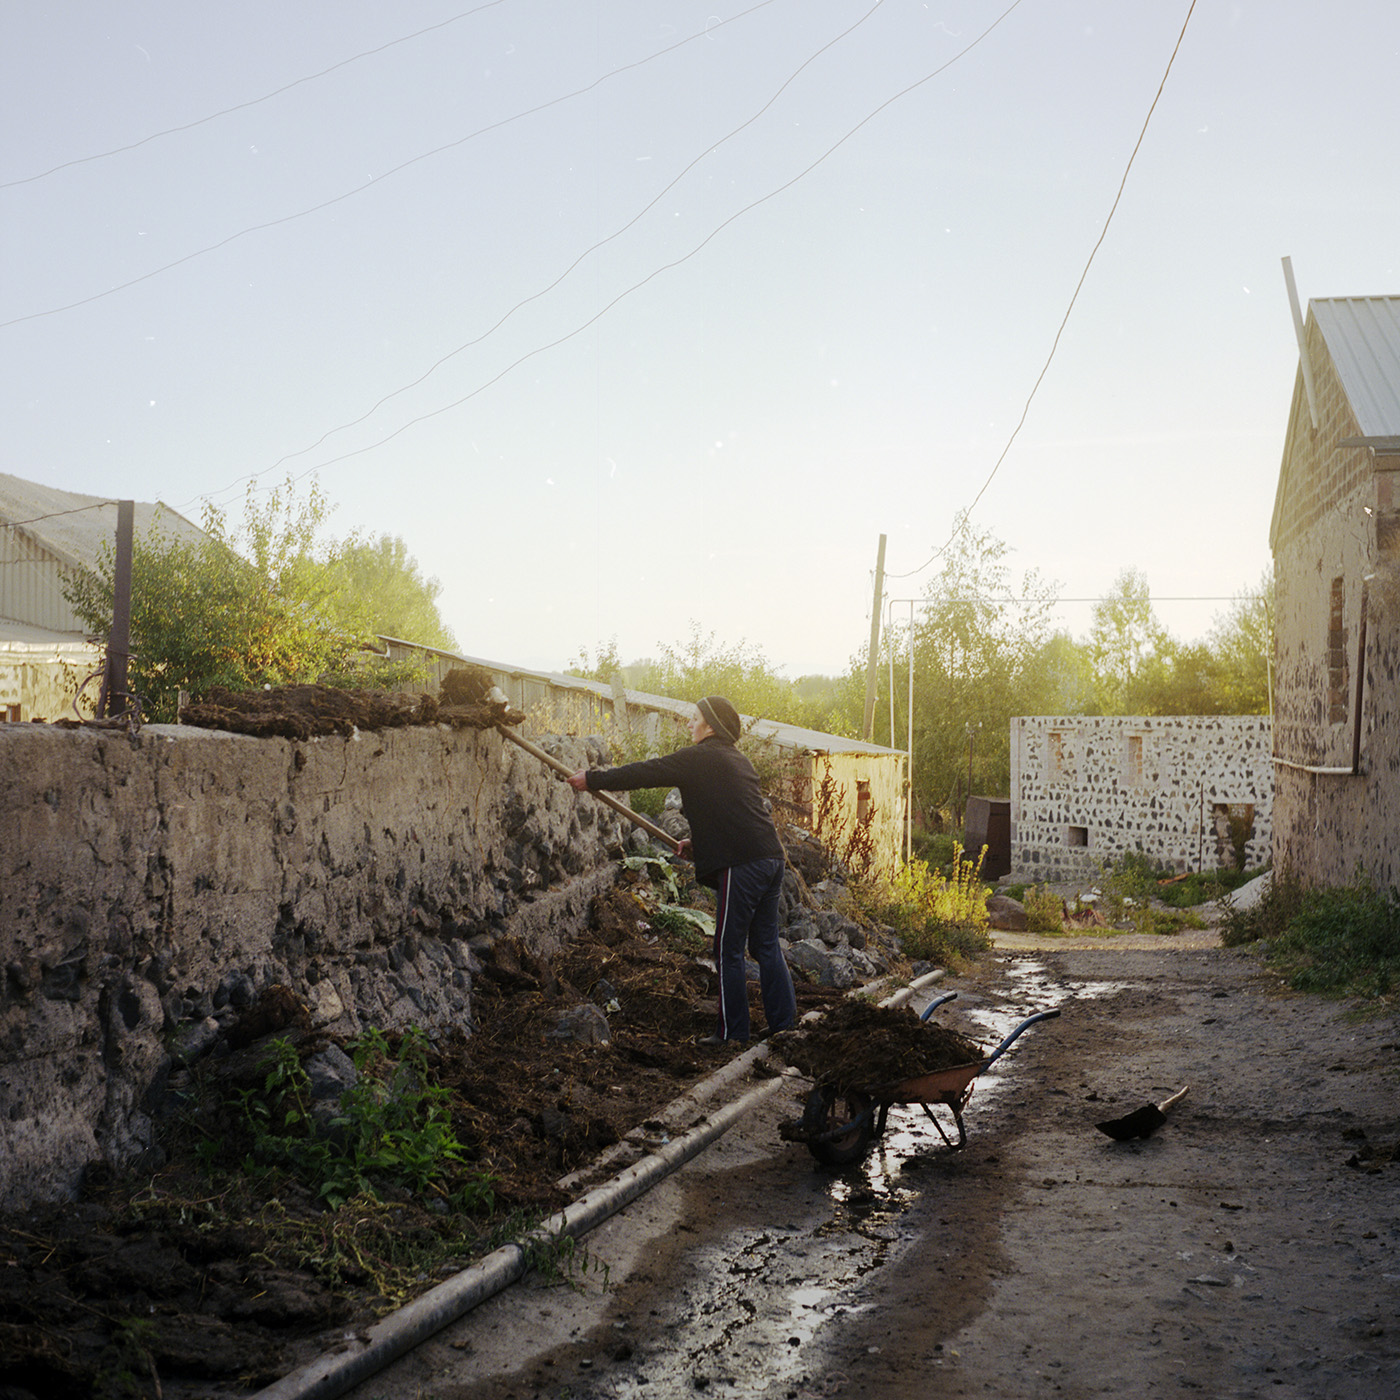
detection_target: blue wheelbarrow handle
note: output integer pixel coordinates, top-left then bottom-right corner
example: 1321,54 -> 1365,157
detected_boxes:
982,1008 -> 1062,1070
919,991 -> 959,1021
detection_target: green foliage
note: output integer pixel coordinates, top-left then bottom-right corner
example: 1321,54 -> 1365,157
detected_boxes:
878,514 -> 1059,821
1096,850 -> 1210,934
236,1028 -> 491,1210
1226,872 -> 1400,1000
316,532 -> 458,652
650,903 -> 715,954
1089,567 -> 1169,713
520,1226 -> 611,1291
1207,567 -> 1274,714
62,479 -> 455,723
63,479 -> 351,722
573,623 -> 859,736
1024,885 -> 1064,933
1221,868 -> 1306,947
851,846 -> 992,966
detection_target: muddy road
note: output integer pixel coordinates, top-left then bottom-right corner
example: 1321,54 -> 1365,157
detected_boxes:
340,942 -> 1400,1400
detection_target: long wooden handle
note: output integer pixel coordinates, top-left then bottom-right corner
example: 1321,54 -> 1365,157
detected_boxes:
496,724 -> 683,854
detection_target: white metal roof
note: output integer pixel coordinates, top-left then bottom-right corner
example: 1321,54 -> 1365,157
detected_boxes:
444,648 -> 903,758
0,472 -> 206,570
1311,296 -> 1400,439
0,619 -> 100,654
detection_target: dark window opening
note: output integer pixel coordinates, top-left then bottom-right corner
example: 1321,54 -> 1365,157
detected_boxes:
1066,825 -> 1088,848
1328,576 -> 1349,724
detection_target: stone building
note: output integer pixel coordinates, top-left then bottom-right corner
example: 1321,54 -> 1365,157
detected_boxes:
1270,294 -> 1400,888
1009,715 -> 1274,882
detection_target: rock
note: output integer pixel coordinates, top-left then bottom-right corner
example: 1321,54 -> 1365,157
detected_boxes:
986,894 -> 1028,931
785,939 -> 857,990
171,1016 -> 221,1066
547,1003 -> 611,1045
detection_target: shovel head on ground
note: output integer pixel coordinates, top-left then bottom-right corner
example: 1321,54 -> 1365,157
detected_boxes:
1096,1085 -> 1189,1141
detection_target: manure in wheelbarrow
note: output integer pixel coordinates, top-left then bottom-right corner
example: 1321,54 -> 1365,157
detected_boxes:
773,999 -> 983,1097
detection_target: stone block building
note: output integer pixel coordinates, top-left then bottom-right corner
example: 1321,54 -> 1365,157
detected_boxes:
1009,715 -> 1274,882
1270,293 -> 1400,888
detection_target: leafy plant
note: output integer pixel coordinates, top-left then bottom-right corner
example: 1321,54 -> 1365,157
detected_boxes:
1024,885 -> 1064,933
236,1028 -> 491,1210
1230,872 -> 1400,1000
851,845 -> 991,966
650,903 -> 715,954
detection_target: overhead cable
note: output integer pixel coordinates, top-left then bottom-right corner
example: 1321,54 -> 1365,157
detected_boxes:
195,0 -> 1028,509
1,0 -> 779,331
0,1 -> 511,190
885,0 -> 1200,582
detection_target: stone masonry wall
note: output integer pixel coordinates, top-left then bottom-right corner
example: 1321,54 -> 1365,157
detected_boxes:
1009,715 -> 1274,882
0,720 -> 629,1211
1270,318 -> 1400,888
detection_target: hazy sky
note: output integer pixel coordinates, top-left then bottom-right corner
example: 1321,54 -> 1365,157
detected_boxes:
5,2 -> 1398,677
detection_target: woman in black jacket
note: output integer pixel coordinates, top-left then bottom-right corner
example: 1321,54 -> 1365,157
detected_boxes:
568,695 -> 796,1044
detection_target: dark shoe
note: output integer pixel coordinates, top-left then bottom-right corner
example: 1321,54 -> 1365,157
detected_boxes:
698,1033 -> 746,1046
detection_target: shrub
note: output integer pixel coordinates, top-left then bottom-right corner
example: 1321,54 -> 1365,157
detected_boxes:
1024,885 -> 1063,933
851,845 -> 991,967
1248,874 -> 1400,1000
236,1028 -> 492,1210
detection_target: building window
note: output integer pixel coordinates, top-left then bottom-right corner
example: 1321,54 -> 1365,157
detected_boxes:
1212,803 -> 1255,871
1047,730 -> 1072,780
4,704 -> 19,722
1066,825 -> 1088,848
1124,734 -> 1144,786
856,779 -> 872,826
1328,576 -> 1349,724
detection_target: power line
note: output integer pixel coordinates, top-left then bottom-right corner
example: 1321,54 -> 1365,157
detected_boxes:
257,0 -> 886,482
194,0 -> 1030,511
1,0 -> 781,331
0,1 -> 512,190
886,0 -> 1200,583
2,501 -> 120,529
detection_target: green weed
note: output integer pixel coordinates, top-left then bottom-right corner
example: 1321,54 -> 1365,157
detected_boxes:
1244,874 -> 1400,1000
237,1028 -> 493,1210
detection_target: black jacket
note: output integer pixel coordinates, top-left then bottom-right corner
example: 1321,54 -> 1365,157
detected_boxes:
585,736 -> 784,885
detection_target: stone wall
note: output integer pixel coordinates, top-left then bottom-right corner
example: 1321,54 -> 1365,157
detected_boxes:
0,720 -> 629,1210
1269,315 -> 1400,889
1009,715 -> 1274,882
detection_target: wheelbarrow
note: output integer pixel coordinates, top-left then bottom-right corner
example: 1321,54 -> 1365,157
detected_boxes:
782,999 -> 1062,1166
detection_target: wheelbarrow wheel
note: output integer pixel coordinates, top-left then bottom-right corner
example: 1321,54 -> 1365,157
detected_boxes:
803,1086 -> 874,1166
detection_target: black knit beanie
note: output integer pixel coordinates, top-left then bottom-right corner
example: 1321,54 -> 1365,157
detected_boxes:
698,695 -> 742,743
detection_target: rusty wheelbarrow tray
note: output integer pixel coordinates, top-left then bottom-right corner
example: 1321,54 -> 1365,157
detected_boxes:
782,1003 -> 1061,1166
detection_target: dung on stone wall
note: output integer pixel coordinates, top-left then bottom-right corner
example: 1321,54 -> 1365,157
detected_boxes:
0,718 -> 631,1211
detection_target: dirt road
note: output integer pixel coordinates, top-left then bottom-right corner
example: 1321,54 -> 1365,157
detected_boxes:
341,938 -> 1400,1400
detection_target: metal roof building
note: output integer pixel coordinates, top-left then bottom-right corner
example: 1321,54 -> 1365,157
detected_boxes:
0,472 -> 206,636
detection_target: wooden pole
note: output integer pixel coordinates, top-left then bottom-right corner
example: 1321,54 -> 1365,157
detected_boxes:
496,724 -> 682,854
861,533 -> 886,741
104,500 -> 134,718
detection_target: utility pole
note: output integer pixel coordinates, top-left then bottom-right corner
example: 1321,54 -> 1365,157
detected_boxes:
103,500 -> 134,718
860,533 -> 886,741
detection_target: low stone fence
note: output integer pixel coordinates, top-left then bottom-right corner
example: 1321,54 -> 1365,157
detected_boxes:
0,720 -> 626,1210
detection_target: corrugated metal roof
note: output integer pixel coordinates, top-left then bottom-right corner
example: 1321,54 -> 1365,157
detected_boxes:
0,472 -> 206,570
446,648 -> 903,758
0,620 -> 100,654
1311,297 -> 1400,437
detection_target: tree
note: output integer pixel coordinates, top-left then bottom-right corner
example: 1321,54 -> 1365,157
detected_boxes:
1090,568 -> 1168,712
317,534 -> 458,652
62,479 -> 428,722
892,516 -> 1059,822
1207,568 -> 1274,714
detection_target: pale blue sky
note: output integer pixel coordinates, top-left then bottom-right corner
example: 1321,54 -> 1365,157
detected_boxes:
5,2 -> 1398,676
